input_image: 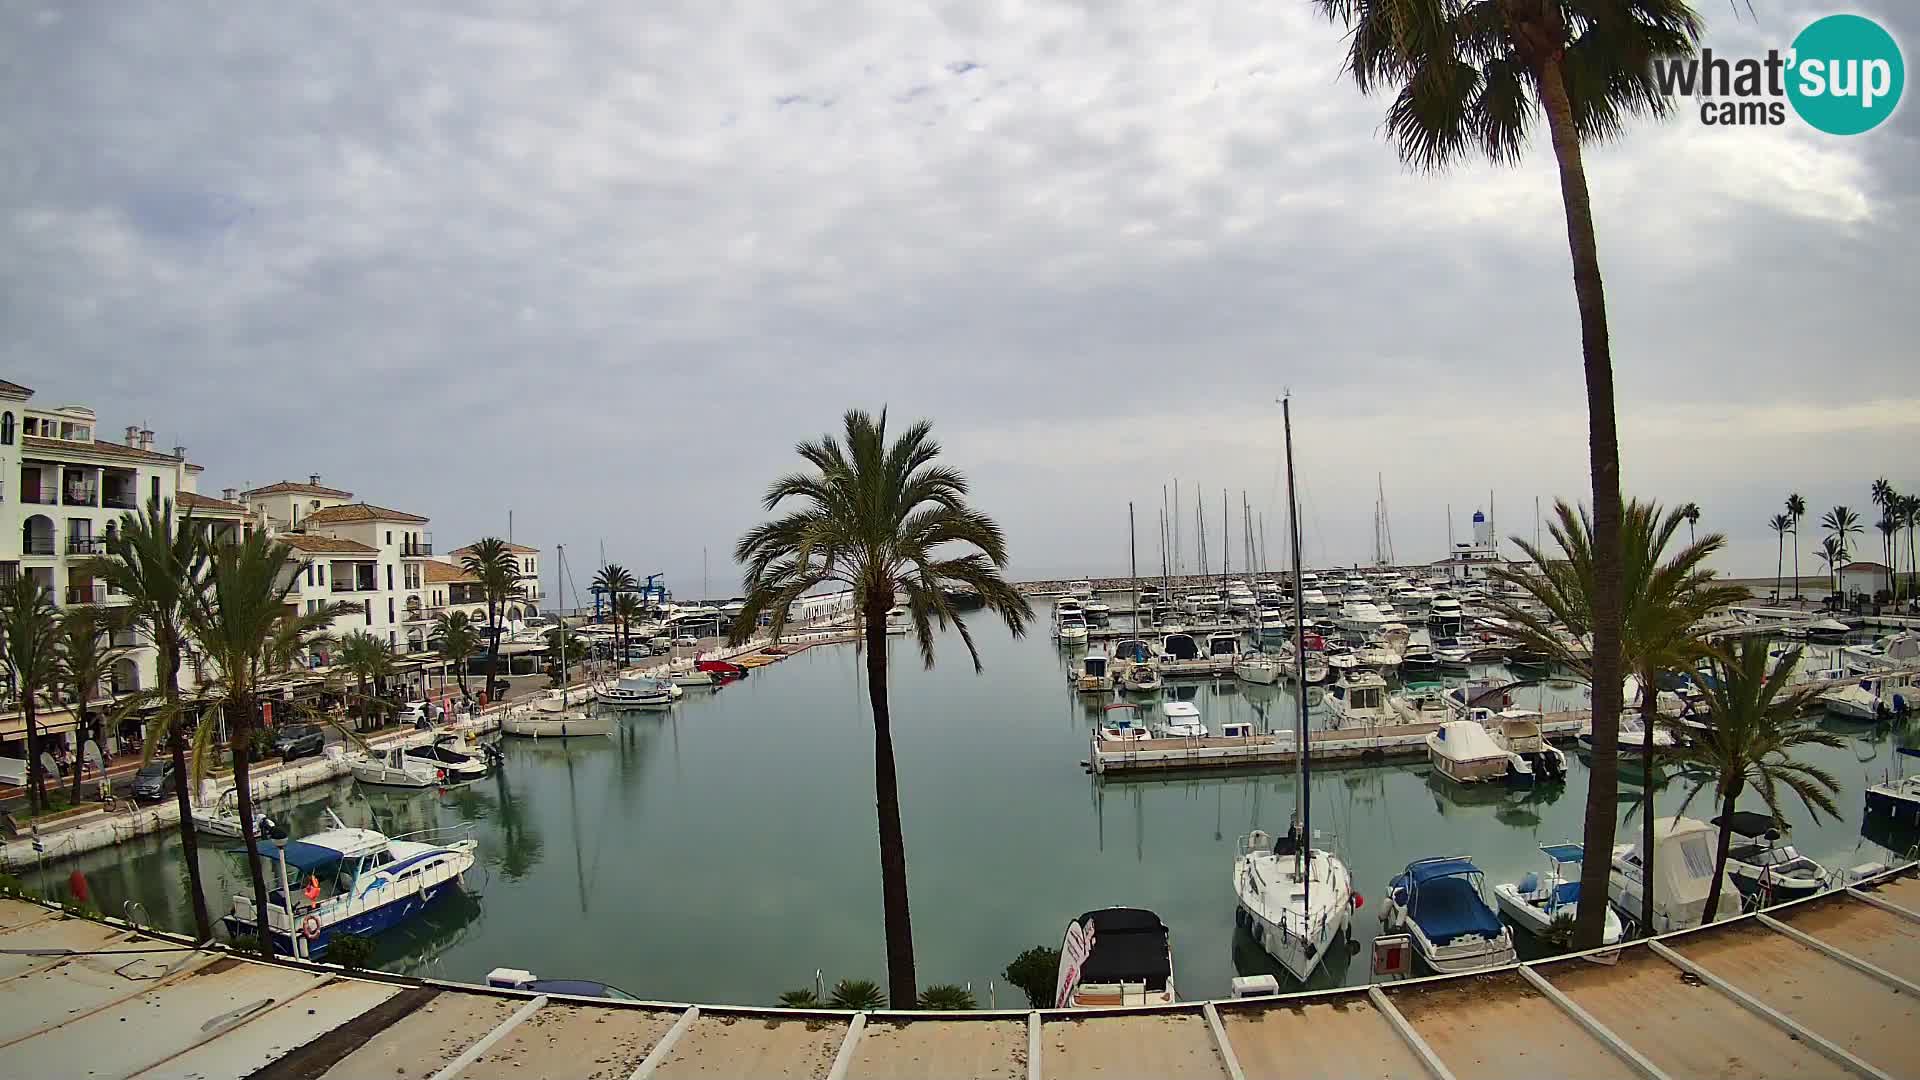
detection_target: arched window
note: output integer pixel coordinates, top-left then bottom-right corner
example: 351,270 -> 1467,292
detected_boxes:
1,412 -> 13,445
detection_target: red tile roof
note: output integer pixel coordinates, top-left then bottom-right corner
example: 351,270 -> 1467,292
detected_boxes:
298,502 -> 429,525
423,561 -> 476,584
451,541 -> 538,555
239,480 -> 355,499
278,534 -> 378,555
0,379 -> 32,397
177,490 -> 249,515
21,435 -> 190,466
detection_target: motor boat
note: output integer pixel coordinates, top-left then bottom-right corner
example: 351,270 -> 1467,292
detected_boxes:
1380,857 -> 1517,974
1159,633 -> 1200,662
192,787 -> 276,840
1233,654 -> 1282,685
351,746 -> 447,789
695,658 -> 749,683
1299,588 -> 1331,614
1821,671 -> 1917,722
597,674 -> 676,709
1425,720 -> 1514,785
1325,671 -> 1394,730
1056,613 -> 1090,645
1398,644 -> 1441,676
1335,601 -> 1391,636
1159,701 -> 1207,738
1098,703 -> 1153,742
403,732 -> 495,782
1428,594 -> 1464,625
1205,632 -> 1241,661
1072,652 -> 1115,694
1055,596 -> 1085,619
223,809 -> 477,959
1083,597 -> 1112,622
1584,712 -> 1679,756
1066,580 -> 1095,599
667,662 -> 717,688
501,693 -> 615,738
1234,824 -> 1354,984
1711,811 -> 1831,904
1607,816 -> 1743,934
1866,748 -> 1920,825
487,967 -> 638,1000
1388,688 -> 1451,726
1057,907 -> 1176,1008
1481,710 -> 1567,783
1493,844 -> 1623,945
1803,617 -> 1851,642
1122,662 -> 1163,693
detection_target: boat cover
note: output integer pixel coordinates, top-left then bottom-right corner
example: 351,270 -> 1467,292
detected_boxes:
1076,908 -> 1171,991
1409,876 -> 1503,945
1710,811 -> 1781,838
227,840 -> 343,874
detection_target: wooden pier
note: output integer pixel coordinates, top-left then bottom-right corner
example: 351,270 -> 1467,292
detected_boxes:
1087,713 -> 1589,776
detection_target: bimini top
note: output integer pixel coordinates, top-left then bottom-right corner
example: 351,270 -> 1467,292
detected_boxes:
229,839 -> 351,874
1075,907 -> 1171,991
1406,856 -> 1484,884
1540,843 -> 1586,864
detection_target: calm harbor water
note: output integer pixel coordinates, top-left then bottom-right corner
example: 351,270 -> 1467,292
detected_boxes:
30,615 -> 1919,1004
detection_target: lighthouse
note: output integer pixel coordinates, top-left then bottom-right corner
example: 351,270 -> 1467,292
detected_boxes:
1471,509 -> 1492,550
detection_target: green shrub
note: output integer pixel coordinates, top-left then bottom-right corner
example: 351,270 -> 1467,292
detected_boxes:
1002,945 -> 1060,1009
826,978 -> 885,1010
917,984 -> 976,1010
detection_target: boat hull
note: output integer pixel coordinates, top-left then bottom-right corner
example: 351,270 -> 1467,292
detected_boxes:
501,714 -> 615,738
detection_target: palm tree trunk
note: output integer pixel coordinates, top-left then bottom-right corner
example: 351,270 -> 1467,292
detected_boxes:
69,707 -> 87,806
485,601 -> 501,704
228,693 -> 273,957
1703,785 -> 1739,926
1792,524 -> 1801,601
23,696 -> 42,814
864,592 -> 917,1006
161,637 -> 213,941
1537,53 -> 1627,952
1775,535 -> 1783,604
1638,675 -> 1657,935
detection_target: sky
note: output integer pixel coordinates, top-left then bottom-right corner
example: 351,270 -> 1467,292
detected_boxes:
3,0 -> 1915,598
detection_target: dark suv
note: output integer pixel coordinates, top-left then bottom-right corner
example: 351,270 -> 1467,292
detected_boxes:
273,723 -> 326,762
130,762 -> 178,802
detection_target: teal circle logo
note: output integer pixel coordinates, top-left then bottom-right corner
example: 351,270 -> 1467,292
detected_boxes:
1787,14 -> 1904,135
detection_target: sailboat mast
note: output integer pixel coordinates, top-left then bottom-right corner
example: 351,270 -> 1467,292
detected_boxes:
557,544 -> 569,706
1282,398 -> 1310,879
1174,479 -> 1182,579
1128,502 -> 1138,594
1221,489 -> 1229,585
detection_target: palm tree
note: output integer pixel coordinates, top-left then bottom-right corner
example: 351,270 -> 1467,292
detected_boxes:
611,592 -> 644,663
430,611 -> 478,699
80,496 -> 214,940
0,577 -> 61,813
460,539 -> 522,703
1816,536 -> 1844,596
1876,515 -> 1899,598
1822,506 -> 1863,598
1902,494 -> 1920,602
188,531 -> 348,955
1489,499 -> 1744,935
1767,514 -> 1791,604
334,631 -> 395,732
1680,503 -> 1701,545
1786,493 -> 1807,600
731,409 -> 1031,1005
592,563 -> 634,628
54,607 -> 127,805
1667,636 -> 1842,920
1311,0 -> 1701,949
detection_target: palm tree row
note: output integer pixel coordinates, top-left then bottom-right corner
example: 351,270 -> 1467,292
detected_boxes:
1775,482 -> 1917,604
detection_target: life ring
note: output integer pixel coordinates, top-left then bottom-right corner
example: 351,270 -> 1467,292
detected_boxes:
299,915 -> 321,941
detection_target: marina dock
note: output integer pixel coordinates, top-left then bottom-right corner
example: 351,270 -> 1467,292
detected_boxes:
1087,713 -> 1588,776
3,866 -> 1917,1078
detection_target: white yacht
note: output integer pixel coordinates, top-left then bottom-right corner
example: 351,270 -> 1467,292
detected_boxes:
1493,844 -> 1622,945
1054,596 -> 1085,620
1712,811 -> 1831,904
1336,601 -> 1392,636
1426,720 -> 1514,784
1381,857 -> 1517,974
1098,703 -> 1153,742
1205,630 -> 1242,661
1159,701 -> 1208,738
1325,671 -> 1394,729
192,787 -> 275,839
1083,596 -> 1112,621
403,732 -> 494,782
351,746 -> 447,789
1056,612 -> 1090,645
501,692 -> 614,738
597,673 -> 677,708
1821,671 -> 1917,721
1299,588 -> 1331,615
1482,710 -> 1568,783
1233,654 -> 1283,685
223,810 -> 476,959
1058,908 -> 1176,1008
1608,816 -> 1743,934
1427,594 -> 1465,624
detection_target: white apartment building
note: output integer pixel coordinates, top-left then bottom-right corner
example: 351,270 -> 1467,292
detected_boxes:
423,542 -> 543,628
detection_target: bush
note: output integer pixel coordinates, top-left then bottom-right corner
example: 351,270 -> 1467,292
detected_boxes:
917,984 -> 976,1010
826,978 -> 886,1010
325,933 -> 376,970
1002,945 -> 1060,1009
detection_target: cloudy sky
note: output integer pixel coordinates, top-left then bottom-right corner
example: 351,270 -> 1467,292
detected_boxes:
4,0 -> 1914,596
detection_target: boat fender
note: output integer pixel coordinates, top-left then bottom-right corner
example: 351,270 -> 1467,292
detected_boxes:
1351,892 -> 1364,909
300,914 -> 322,940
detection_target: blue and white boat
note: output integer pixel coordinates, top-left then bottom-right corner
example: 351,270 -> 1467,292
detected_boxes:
1493,844 -> 1623,944
224,810 -> 477,959
1380,856 -> 1517,974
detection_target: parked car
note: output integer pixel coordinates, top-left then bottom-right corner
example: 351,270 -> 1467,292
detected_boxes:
130,761 -> 178,802
273,723 -> 326,761
674,635 -> 699,648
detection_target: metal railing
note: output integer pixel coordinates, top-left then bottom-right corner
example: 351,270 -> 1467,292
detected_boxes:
65,536 -> 104,556
103,492 -> 137,509
19,491 -> 57,505
66,584 -> 105,605
22,537 -> 55,556
330,581 -> 377,594
62,490 -> 99,507
402,540 -> 434,556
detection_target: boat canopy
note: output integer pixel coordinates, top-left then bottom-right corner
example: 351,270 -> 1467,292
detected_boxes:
1162,634 -> 1198,660
229,840 -> 344,875
1074,908 -> 1171,991
1711,811 -> 1784,839
1400,859 -> 1502,946
1084,654 -> 1108,677
1111,639 -> 1151,662
1407,856 -> 1483,884
1162,701 -> 1200,719
1540,843 -> 1586,864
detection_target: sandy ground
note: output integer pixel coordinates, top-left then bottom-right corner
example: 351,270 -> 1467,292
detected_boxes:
1041,1010 -> 1228,1079
652,1014 -> 848,1079
847,1017 -> 1026,1079
1221,995 -> 1428,1080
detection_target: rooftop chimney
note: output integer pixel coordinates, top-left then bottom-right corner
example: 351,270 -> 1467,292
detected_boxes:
138,429 -> 154,452
222,488 -> 237,502
124,425 -> 139,447
173,445 -> 186,461
309,473 -> 322,487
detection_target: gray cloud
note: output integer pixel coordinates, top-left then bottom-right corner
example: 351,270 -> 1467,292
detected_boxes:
2,0 -> 1913,592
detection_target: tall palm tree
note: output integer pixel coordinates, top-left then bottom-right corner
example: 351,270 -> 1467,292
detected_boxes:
334,631 -> 395,732
430,611 -> 478,699
1901,494 -> 1920,602
592,563 -> 634,626
1311,0 -> 1701,949
1767,513 -> 1792,604
54,607 -> 127,805
1667,636 -> 1841,920
1876,515 -> 1899,598
80,497 -> 214,940
1489,499 -> 1743,935
1785,493 -> 1807,599
460,539 -> 522,703
1816,536 -> 1844,596
0,577 -> 61,813
1822,506 -> 1862,598
1680,503 -> 1701,545
188,531 -> 348,955
730,409 -> 1031,1004
611,592 -> 644,663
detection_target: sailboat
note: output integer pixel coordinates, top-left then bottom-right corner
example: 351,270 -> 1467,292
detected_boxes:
503,544 -> 613,738
1233,396 -> 1356,983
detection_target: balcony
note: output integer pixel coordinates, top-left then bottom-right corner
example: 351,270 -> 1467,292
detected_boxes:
22,537 -> 55,557
103,491 -> 137,510
330,581 -> 377,594
63,487 -> 99,508
402,538 -> 434,557
20,490 -> 56,506
66,584 -> 105,605
66,537 -> 105,556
